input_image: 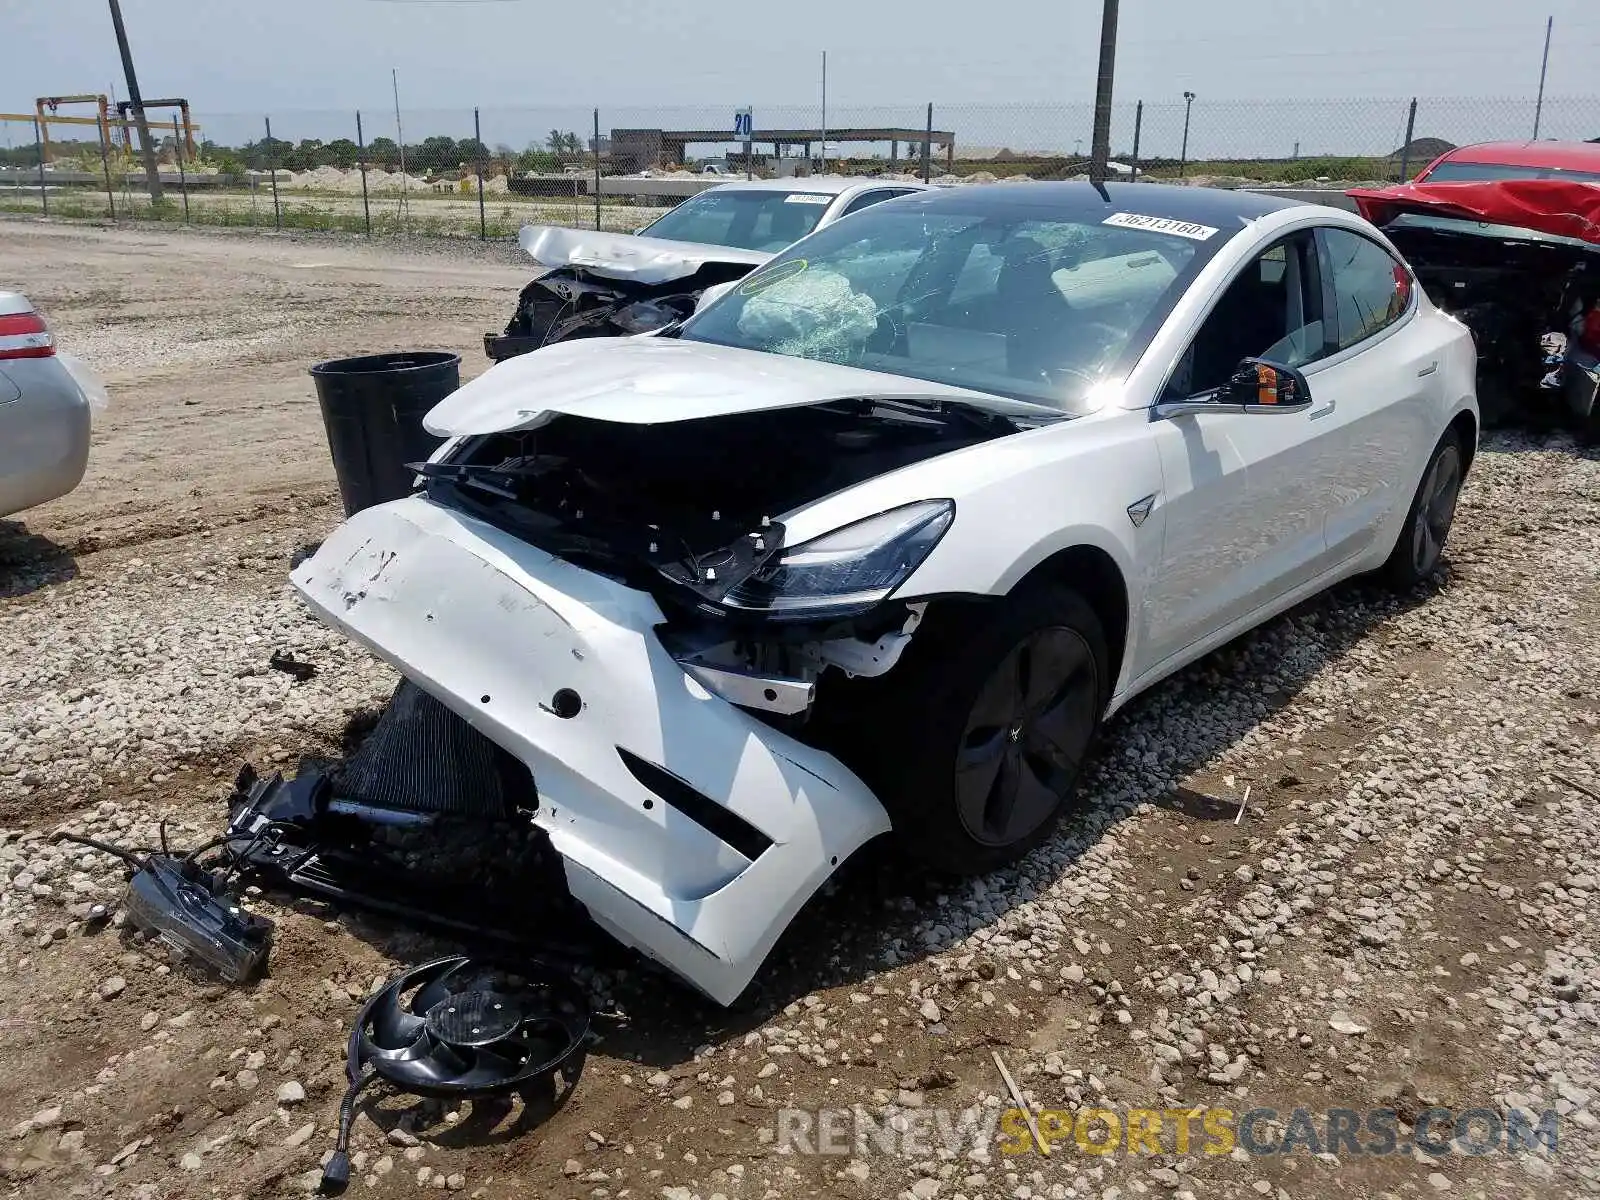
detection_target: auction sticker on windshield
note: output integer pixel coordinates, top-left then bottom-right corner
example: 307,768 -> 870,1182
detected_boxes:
784,193 -> 833,204
1103,212 -> 1219,241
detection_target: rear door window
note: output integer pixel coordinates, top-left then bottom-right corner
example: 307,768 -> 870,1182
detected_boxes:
1319,228 -> 1413,351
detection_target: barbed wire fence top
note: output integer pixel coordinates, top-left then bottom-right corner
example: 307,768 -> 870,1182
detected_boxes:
2,96 -> 1596,238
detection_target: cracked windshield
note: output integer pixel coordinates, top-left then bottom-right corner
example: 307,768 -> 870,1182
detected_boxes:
680,199 -> 1219,413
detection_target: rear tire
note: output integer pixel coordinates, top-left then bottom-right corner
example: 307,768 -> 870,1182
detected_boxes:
1382,430 -> 1464,589
842,585 -> 1109,876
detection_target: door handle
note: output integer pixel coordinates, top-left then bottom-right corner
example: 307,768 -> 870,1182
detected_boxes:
1308,398 -> 1336,421
1417,361 -> 1439,377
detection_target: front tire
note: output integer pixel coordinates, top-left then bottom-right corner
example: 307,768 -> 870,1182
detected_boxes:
1382,430 -> 1464,588
847,585 -> 1109,875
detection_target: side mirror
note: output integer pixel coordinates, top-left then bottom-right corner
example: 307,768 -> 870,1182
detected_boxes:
1221,357 -> 1313,413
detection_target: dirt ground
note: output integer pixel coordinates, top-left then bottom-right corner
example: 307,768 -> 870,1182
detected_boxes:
1,217 -> 1598,1200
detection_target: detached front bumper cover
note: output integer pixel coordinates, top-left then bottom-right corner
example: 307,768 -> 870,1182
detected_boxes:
290,495 -> 892,1005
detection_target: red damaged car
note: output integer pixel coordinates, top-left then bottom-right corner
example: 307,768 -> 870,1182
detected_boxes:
1349,140 -> 1599,439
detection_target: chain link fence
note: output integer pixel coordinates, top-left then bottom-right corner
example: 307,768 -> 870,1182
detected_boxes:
3,96 -> 1596,239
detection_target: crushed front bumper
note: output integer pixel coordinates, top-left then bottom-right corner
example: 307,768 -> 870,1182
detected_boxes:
290,495 -> 891,1005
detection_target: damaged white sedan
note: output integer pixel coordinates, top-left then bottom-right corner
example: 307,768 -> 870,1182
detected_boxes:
292,182 -> 1478,1005
484,178 -> 927,361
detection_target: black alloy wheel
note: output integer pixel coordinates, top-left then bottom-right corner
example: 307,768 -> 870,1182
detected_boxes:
955,627 -> 1101,848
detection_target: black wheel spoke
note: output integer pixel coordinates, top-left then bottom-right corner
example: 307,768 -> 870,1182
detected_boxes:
956,727 -> 1009,815
1412,447 -> 1461,574
981,751 -> 1023,840
1031,688 -> 1095,769
1428,471 -> 1458,532
1022,631 -> 1088,715
1008,753 -> 1069,834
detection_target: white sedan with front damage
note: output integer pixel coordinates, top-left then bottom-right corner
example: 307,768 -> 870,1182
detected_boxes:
293,182 -> 1478,1005
484,177 -> 927,361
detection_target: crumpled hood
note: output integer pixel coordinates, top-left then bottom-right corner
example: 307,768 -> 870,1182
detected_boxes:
519,224 -> 771,284
1347,180 -> 1600,246
423,337 -> 1061,434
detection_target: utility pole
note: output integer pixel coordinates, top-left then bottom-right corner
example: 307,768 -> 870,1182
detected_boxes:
819,50 -> 828,174
1533,15 -> 1553,139
1180,91 -> 1197,177
1088,0 -> 1119,185
393,69 -> 409,221
106,0 -> 163,202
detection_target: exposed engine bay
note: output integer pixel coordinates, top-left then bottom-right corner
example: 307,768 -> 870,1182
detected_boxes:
1384,217 -> 1599,434
1347,179 -> 1600,439
417,398 -> 1022,715
483,261 -> 758,362
482,224 -> 768,362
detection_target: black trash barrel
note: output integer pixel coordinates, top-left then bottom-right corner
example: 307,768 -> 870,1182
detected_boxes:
310,351 -> 461,516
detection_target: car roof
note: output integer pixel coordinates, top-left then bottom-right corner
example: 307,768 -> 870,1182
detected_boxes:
903,180 -> 1307,223
705,176 -> 926,197
1437,140 -> 1600,170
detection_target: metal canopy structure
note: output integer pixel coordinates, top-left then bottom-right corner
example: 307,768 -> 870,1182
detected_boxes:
611,125 -> 956,173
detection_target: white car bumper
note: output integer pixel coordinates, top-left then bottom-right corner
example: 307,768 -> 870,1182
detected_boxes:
290,495 -> 891,1005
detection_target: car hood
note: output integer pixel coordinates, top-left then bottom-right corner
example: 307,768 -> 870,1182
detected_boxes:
1347,180 -> 1600,246
518,223 -> 772,284
423,337 -> 1066,435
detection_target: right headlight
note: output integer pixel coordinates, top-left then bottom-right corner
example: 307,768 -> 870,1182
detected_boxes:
720,499 -> 954,621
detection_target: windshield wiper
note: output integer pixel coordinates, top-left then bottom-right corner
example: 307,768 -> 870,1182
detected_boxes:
411,459 -> 558,500
850,396 -> 1065,434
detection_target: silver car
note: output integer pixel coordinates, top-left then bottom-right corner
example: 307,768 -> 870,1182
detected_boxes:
0,291 -> 103,519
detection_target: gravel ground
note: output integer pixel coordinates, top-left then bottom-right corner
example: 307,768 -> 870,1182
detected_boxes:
1,219 -> 1598,1200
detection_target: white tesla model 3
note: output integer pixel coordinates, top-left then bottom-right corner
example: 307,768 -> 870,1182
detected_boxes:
293,182 -> 1478,1004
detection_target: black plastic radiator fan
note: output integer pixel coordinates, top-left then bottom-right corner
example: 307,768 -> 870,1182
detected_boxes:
321,956 -> 589,1193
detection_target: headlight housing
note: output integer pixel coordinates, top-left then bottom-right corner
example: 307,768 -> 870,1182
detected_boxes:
721,500 -> 954,620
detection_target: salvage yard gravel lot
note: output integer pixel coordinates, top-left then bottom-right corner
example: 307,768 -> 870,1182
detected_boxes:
1,216 -> 1598,1200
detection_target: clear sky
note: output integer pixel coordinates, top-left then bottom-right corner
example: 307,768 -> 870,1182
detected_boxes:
4,0 -> 1597,114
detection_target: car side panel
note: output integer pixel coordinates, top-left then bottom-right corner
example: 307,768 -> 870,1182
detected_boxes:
1305,311 -> 1450,566
0,360 -> 91,518
1140,399 -> 1340,675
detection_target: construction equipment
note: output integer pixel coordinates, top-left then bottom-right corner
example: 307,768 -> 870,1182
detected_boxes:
33,95 -> 114,164
115,98 -> 196,159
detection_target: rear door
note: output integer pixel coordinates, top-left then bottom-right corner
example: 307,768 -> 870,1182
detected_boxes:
1304,226 -> 1445,563
1140,231 -> 1344,671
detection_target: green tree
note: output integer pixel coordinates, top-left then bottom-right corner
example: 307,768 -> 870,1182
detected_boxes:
416,135 -> 460,172
517,147 -> 558,173
547,129 -> 566,154
282,138 -> 323,170
367,136 -> 399,167
321,138 -> 359,168
245,136 -> 292,168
